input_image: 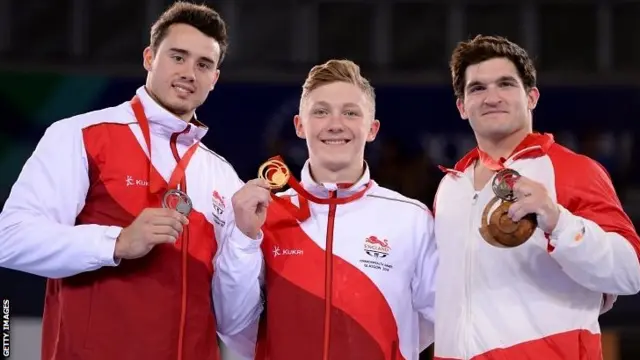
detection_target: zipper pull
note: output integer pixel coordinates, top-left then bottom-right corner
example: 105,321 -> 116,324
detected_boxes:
472,193 -> 478,205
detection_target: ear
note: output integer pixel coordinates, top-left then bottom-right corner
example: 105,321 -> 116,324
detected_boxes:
527,86 -> 540,111
366,119 -> 381,142
210,69 -> 220,91
456,97 -> 469,120
143,47 -> 154,72
293,115 -> 305,139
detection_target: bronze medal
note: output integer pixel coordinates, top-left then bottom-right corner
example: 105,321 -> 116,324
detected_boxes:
479,196 -> 537,247
480,168 -> 536,247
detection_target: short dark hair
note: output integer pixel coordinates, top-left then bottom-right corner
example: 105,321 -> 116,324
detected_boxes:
150,1 -> 228,67
449,35 -> 536,99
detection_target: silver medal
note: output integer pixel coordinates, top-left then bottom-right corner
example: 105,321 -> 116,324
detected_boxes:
163,189 -> 192,216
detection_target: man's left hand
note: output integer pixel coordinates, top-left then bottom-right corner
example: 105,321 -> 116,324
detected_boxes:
508,176 -> 561,234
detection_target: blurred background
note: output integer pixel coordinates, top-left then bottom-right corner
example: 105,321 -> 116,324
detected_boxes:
0,0 -> 639,358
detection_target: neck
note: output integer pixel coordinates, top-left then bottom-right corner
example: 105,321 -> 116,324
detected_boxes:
476,128 -> 530,161
144,86 -> 193,123
177,112 -> 194,123
308,159 -> 365,185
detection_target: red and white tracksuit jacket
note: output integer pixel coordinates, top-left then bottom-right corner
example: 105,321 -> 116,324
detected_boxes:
0,86 -> 250,360
213,161 -> 438,360
434,133 -> 640,360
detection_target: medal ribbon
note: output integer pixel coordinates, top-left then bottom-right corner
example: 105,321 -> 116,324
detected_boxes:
264,155 -> 373,221
131,95 -> 200,194
270,180 -> 373,222
477,149 -> 506,171
477,149 -> 522,200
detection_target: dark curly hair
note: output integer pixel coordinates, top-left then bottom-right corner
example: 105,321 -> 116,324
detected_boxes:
449,35 -> 536,99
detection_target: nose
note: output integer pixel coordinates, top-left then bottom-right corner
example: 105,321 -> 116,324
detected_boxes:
326,114 -> 345,133
178,62 -> 196,82
483,86 -> 502,105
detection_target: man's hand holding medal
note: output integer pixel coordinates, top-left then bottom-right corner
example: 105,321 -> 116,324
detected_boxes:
232,158 -> 292,240
509,174 -> 561,234
114,208 -> 189,260
480,168 -> 561,247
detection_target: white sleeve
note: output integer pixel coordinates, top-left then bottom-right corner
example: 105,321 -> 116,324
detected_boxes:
0,120 -> 121,279
549,206 -> 640,295
411,209 -> 438,351
213,195 -> 265,360
549,156 -> 640,297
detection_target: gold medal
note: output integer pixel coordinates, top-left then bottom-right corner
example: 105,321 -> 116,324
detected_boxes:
258,159 -> 291,190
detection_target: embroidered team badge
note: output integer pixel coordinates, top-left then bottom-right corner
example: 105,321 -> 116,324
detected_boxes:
211,190 -> 226,226
360,236 -> 393,272
364,236 -> 391,258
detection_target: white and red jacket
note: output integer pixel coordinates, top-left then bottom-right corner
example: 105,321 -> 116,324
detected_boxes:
0,86 -> 251,360
433,133 -> 640,360
213,161 -> 438,360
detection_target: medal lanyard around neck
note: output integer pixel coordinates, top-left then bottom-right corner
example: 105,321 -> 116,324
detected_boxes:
477,148 -> 521,202
130,95 -> 200,193
477,149 -> 507,171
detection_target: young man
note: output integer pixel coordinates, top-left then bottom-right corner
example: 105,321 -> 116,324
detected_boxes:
0,3 -> 248,359
213,59 -> 438,360
434,35 -> 640,359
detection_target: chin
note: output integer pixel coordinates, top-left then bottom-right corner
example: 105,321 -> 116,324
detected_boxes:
166,101 -> 193,116
152,94 -> 186,114
168,107 -> 190,117
320,157 -> 353,172
482,128 -> 518,141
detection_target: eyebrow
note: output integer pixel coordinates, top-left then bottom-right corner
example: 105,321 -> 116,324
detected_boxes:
169,47 -> 215,65
466,75 -> 519,89
313,101 -> 362,108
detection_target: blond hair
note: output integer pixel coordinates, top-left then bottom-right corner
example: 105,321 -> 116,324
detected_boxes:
301,59 -> 376,109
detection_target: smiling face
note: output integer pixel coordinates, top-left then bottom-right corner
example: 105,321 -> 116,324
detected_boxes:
143,23 -> 221,121
456,57 -> 539,142
293,60 -> 380,183
295,81 -> 379,174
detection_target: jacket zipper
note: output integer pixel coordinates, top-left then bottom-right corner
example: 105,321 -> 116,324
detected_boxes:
445,153 -> 536,359
463,192 -> 477,359
170,130 -> 190,360
322,190 -> 338,360
449,169 -> 479,359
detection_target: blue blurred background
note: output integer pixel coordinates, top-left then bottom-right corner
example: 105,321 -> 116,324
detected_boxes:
1,0 -> 640,359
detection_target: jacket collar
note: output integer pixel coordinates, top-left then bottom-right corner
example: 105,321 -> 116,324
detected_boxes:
440,132 -> 556,174
299,159 -> 373,199
130,86 -> 208,145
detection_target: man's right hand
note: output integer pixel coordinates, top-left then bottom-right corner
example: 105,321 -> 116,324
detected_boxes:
114,208 -> 189,260
232,179 -> 272,239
